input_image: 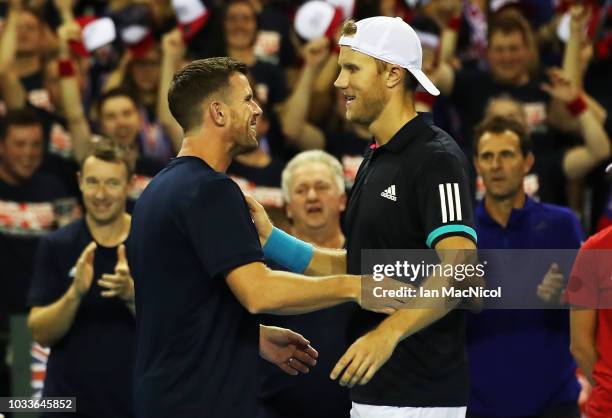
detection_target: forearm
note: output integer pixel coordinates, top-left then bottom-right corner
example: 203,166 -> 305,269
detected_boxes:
279,66 -> 317,144
0,70 -> 26,108
157,56 -> 183,152
0,9 -> 18,72
59,62 -> 92,162
563,30 -> 582,88
572,344 -> 597,385
578,109 -> 611,160
253,270 -> 357,314
375,275 -> 459,343
439,27 -> 459,64
27,285 -> 82,347
304,246 -> 347,276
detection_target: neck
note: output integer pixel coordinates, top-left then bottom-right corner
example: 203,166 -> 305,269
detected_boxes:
484,190 -> 526,227
0,166 -> 24,186
178,133 -> 232,172
494,72 -> 529,86
292,225 -> 345,249
228,47 -> 256,66
369,94 -> 418,146
86,212 -> 131,247
16,54 -> 41,78
139,90 -> 157,107
234,147 -> 270,168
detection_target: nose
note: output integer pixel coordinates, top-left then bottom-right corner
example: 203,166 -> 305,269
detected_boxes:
491,155 -> 502,170
253,100 -> 263,117
306,187 -> 318,201
334,70 -> 347,89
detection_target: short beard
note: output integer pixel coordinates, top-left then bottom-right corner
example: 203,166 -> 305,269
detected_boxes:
348,89 -> 386,126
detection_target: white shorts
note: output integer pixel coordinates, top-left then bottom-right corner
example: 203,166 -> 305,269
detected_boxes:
350,402 -> 467,418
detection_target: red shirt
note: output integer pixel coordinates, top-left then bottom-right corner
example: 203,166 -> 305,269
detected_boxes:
567,226 -> 612,418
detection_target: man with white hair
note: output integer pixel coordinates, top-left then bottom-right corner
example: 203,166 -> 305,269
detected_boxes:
259,150 -> 350,418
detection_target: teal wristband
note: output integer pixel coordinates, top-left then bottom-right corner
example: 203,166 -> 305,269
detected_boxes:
263,227 -> 314,273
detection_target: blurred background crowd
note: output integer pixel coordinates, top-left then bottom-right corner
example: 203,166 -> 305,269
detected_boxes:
0,0 -> 611,417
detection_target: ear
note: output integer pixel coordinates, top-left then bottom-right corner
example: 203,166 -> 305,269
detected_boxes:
386,65 -> 403,89
339,193 -> 347,212
524,152 -> 535,174
285,203 -> 292,220
209,101 -> 227,126
77,171 -> 84,192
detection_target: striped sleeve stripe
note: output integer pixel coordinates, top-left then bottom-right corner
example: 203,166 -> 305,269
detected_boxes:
426,225 -> 477,248
439,183 -> 462,223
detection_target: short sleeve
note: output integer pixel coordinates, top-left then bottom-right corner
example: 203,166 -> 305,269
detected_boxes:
416,151 -> 477,248
566,242 -> 598,308
186,177 -> 264,278
27,235 -> 71,307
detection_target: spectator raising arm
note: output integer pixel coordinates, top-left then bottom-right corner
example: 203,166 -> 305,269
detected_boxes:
56,22 -> 93,162
157,29 -> 185,153
542,68 -> 611,180
276,37 -> 328,150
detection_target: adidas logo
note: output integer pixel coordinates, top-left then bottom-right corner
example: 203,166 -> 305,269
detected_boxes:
381,185 -> 397,201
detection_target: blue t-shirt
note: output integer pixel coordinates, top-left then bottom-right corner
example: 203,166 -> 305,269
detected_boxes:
467,196 -> 584,417
27,219 -> 135,418
128,156 -> 264,418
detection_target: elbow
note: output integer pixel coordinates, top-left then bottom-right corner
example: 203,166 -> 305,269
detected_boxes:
570,339 -> 590,362
27,317 -> 52,348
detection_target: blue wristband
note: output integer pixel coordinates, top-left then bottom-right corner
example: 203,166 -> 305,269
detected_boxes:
263,227 -> 314,273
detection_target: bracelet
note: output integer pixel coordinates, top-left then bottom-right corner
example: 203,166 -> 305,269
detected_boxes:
58,59 -> 76,77
566,95 -> 587,117
263,227 -> 314,273
447,16 -> 461,31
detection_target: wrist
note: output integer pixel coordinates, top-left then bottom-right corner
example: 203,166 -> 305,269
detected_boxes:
566,94 -> 587,116
58,59 -> 76,78
373,324 -> 402,346
447,16 -> 461,32
347,275 -> 361,303
67,283 -> 83,301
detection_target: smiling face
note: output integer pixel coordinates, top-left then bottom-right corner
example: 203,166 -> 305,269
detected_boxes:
286,161 -> 346,232
334,47 -> 388,126
226,73 -> 262,156
0,124 -> 44,184
224,2 -> 257,51
487,30 -> 530,85
99,96 -> 142,146
475,130 -> 533,201
79,156 -> 129,225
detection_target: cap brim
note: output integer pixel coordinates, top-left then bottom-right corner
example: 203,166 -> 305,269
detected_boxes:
408,68 -> 440,96
606,163 -> 612,173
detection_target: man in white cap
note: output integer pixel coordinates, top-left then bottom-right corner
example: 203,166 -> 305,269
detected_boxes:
249,16 -> 479,418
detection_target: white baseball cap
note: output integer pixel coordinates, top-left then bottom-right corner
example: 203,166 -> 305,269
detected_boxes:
339,16 -> 440,96
82,17 -> 116,53
295,1 -> 343,41
326,0 -> 355,20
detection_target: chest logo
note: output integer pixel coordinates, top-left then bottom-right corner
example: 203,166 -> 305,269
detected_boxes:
381,185 -> 397,201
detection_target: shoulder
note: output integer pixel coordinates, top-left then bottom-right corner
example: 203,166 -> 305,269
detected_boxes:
532,201 -> 579,226
417,126 -> 469,171
40,219 -> 85,248
583,226 -> 612,250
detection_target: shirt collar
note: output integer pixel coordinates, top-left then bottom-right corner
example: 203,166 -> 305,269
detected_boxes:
380,112 -> 433,154
477,194 -> 536,228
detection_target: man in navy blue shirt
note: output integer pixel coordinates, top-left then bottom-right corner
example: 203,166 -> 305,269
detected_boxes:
27,140 -> 138,418
128,57 -> 400,418
467,115 -> 583,418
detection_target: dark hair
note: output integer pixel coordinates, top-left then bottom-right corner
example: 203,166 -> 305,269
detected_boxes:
487,12 -> 530,46
97,88 -> 140,115
474,115 -> 531,156
82,138 -> 136,179
0,108 -> 43,140
168,57 -> 248,133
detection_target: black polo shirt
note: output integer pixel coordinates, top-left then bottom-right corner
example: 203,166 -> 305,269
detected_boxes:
345,113 -> 477,407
